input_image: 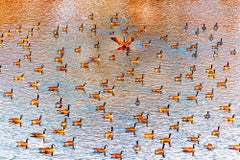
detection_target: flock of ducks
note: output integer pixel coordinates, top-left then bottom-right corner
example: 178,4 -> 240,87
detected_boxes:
0,11 -> 240,159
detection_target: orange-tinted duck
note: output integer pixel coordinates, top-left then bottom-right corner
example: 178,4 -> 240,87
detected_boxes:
31,115 -> 42,126
53,127 -> 65,135
16,138 -> 29,149
72,118 -> 83,128
125,122 -> 137,135
188,134 -> 201,144
187,91 -> 199,103
217,78 -> 227,88
4,88 -> 13,99
103,85 -> 115,95
55,98 -> 63,108
169,92 -> 180,102
105,126 -> 114,140
74,46 -> 81,53
79,23 -> 84,32
144,130 -> 154,139
62,25 -> 68,33
220,103 -> 231,112
13,59 -> 22,66
110,17 -> 120,26
94,145 -> 107,156
31,128 -> 47,141
9,115 -> 23,127
14,74 -> 24,81
34,64 -> 44,73
75,83 -> 87,91
30,94 -> 40,107
39,144 -> 55,156
91,24 -> 97,33
154,143 -> 165,158
28,81 -> 39,89
194,83 -> 203,91
169,121 -> 180,132
225,114 -> 235,122
101,79 -> 108,87
61,118 -> 68,129
223,62 -> 230,70
182,144 -> 196,156
152,85 -> 163,94
54,54 -> 63,63
58,104 -> 70,117
205,88 -> 214,100
171,42 -> 179,49
57,63 -> 67,72
89,91 -> 101,100
133,140 -> 141,153
175,73 -> 182,82
230,49 -> 237,55
111,150 -> 123,159
212,126 -> 220,137
34,22 -> 40,30
159,104 -> 170,116
142,40 -> 151,47
48,83 -> 59,91
96,102 -> 106,112
160,133 -> 172,147
156,50 -> 163,58
63,137 -> 75,149
204,143 -> 215,150
229,143 -> 240,151
182,115 -> 194,124
138,113 -> 149,126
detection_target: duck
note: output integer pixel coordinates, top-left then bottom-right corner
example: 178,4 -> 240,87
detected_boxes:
133,141 -> 141,153
63,137 -> 75,149
169,92 -> 180,102
182,115 -> 194,124
109,54 -> 116,60
230,49 -> 237,55
223,62 -> 230,70
13,73 -> 24,81
204,143 -> 215,150
125,122 -> 137,135
217,38 -> 223,46
206,64 -> 213,73
154,143 -> 165,157
96,102 -> 106,111
130,57 -> 139,65
219,103 -> 231,112
160,133 -> 172,147
185,71 -> 194,80
75,83 -> 87,91
138,113 -> 149,126
169,121 -> 180,132
187,91 -> 199,103
194,83 -> 203,91
139,26 -> 146,32
101,79 -> 108,87
30,94 -> 40,107
9,115 -> 23,127
110,17 -> 120,26
209,34 -> 214,41
152,85 -> 163,94
22,35 -> 29,43
90,55 -> 100,62
195,27 -> 200,36
111,151 -> 123,159
79,23 -> 84,32
80,61 -> 89,68
205,88 -> 214,100
54,54 -> 63,63
13,59 -> 22,66
28,27 -> 34,36
34,22 -> 40,30
208,69 -> 216,78
61,118 -> 68,129
212,43 -> 219,50
16,138 -> 29,149
55,98 -> 63,108
156,50 -> 163,58
91,24 -> 97,33
31,128 -> 47,141
103,85 -> 115,95
127,68 -> 135,75
62,25 -> 68,33
94,41 -> 100,48
105,126 -> 114,140
94,145 -> 107,156
226,114 -> 235,122
135,97 -> 140,106
72,118 -> 83,128
4,88 -> 13,98
48,83 -> 59,91
229,143 -> 240,151
58,47 -> 65,56
213,23 -> 219,31
111,37 -> 134,50
89,91 -> 101,100
184,22 -> 188,30
57,63 -> 67,72
204,111 -> 211,119
74,46 -> 81,53
182,144 -> 196,156
213,51 -> 218,60
159,104 -> 170,116
134,112 -> 144,119
24,51 -> 32,61
34,64 -> 44,73
190,65 -> 196,72
217,78 -> 227,88
58,104 -> 70,117
28,81 -> 39,90
135,74 -> 144,83
53,127 -> 65,135
154,65 -> 161,72
23,43 -> 31,50
171,42 -> 179,49
31,115 -> 42,126
142,40 -> 151,47
202,23 -> 207,31
117,73 -> 124,81
5,30 -> 11,36
39,144 -> 55,156
160,35 -> 168,42
188,134 -> 201,144
89,13 -> 94,20
144,130 -> 154,139
175,73 -> 182,82
121,26 -> 129,34
212,126 -> 220,137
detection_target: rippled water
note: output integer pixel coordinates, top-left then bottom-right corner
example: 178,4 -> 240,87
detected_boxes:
1,0 -> 240,159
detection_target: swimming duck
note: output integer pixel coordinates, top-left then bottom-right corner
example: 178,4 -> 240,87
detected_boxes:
101,79 -> 109,87
74,46 -> 81,53
96,102 -> 106,111
28,81 -> 39,89
125,122 -> 137,135
127,68 -> 135,75
154,65 -> 161,73
80,61 -> 89,68
110,17 -> 120,26
139,26 -> 146,32
159,104 -> 170,116
217,78 -> 227,88
169,121 -> 180,132
230,49 -> 237,55
13,74 -> 24,81
58,47 -> 65,56
211,126 -> 220,137
48,83 -> 59,91
187,91 -> 199,103
202,23 -> 207,31
135,74 -> 144,83
30,94 -> 40,107
94,41 -> 100,48
169,92 -> 180,102
185,71 -> 194,80
57,63 -> 67,72
204,111 -> 211,119
135,97 -> 140,106
4,88 -> 13,99
117,73 -> 124,81
171,42 -> 179,49
58,104 -> 70,117
63,137 -> 75,149
208,69 -> 216,78
152,85 -> 163,94
182,144 -> 196,156
142,40 -> 151,47
55,98 -> 63,108
109,54 -> 116,60
188,134 -> 201,144
16,138 -> 29,149
39,144 -> 55,156
94,145 -> 107,156
34,64 -> 44,73
24,51 -> 32,61
61,118 -> 68,129
206,64 -> 213,73
13,59 -> 22,66
144,130 -> 154,139
5,30 -> 11,36
9,115 -> 23,127
79,23 -> 84,32
160,133 -> 172,147
182,115 -> 194,124
72,118 -> 83,128
103,112 -> 113,122
138,113 -> 149,126
111,37 -> 134,50
134,112 -> 144,119
229,143 -> 240,151
75,83 -> 87,91
90,55 -> 100,62
53,127 -> 65,135
209,34 -> 214,41
204,143 -> 215,150
154,143 -> 165,157
213,23 -> 219,31
217,38 -> 223,46
105,126 -> 114,140
62,25 -> 68,33
31,128 -> 47,141
175,73 -> 182,82
225,114 -> 235,122
91,24 -> 97,33
111,151 -> 123,159
194,83 -> 203,91
89,91 -> 101,100
156,50 -> 163,58
54,54 -> 63,63
103,85 -> 115,95
133,140 -> 141,153
219,103 -> 231,112
28,28 -> 34,36
31,115 -> 42,126
205,88 -> 214,100
89,13 -> 94,20
24,43 -> 31,50
130,57 -> 139,65
195,27 -> 200,36
223,62 -> 230,70
160,35 -> 168,42
22,35 -> 29,43
190,65 -> 196,72
184,22 -> 188,30
34,22 -> 40,30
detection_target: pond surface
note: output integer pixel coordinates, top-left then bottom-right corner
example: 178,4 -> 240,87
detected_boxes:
0,0 -> 240,159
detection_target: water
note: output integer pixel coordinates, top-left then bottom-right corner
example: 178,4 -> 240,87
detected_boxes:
1,0 -> 240,159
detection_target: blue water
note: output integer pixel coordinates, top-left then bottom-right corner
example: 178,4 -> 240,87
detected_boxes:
1,0 -> 240,159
